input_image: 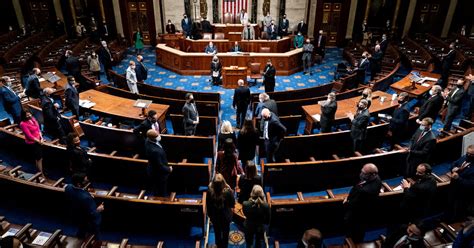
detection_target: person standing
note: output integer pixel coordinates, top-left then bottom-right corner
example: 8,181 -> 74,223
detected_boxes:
279,14 -> 289,36
126,61 -> 139,94
416,85 -> 444,123
87,52 -> 101,80
237,120 -> 259,169
442,79 -> 465,132
255,93 -> 278,118
135,55 -> 148,83
302,39 -> 314,75
66,132 -> 92,176
239,9 -> 249,24
65,50 -> 81,81
181,13 -> 193,38
294,32 -> 304,48
263,13 -> 273,33
320,93 -> 337,133
355,52 -> 370,84
464,74 -> 474,120
64,76 -> 80,118
233,79 -> 251,129
182,93 -> 199,136
296,20 -> 308,36
65,173 -> 104,238
19,109 -> 44,177
211,55 -> 222,86
389,92 -> 410,148
26,68 -> 42,99
438,43 -> 456,88
216,138 -> 242,189
347,99 -> 370,153
263,60 -> 276,93
369,45 -> 383,81
0,76 -> 22,124
238,162 -> 262,203
133,28 -> 144,55
261,108 -> 286,163
242,23 -> 255,40
343,163 -> 382,242
98,41 -> 113,82
166,20 -> 176,34
405,117 -> 436,177
206,174 -> 235,248
41,88 -> 66,143
268,21 -> 278,40
315,30 -> 326,60
145,129 -> 172,196
133,110 -> 160,139
447,145 -> 474,221
243,185 -> 271,248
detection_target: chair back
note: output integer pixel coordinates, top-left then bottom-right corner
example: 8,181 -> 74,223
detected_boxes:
202,33 -> 213,40
214,32 -> 225,40
261,32 -> 269,40
250,63 -> 261,74
224,13 -> 234,24
260,47 -> 270,53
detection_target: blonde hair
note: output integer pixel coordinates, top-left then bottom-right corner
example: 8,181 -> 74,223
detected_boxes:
249,185 -> 266,206
220,120 -> 233,134
362,88 -> 372,100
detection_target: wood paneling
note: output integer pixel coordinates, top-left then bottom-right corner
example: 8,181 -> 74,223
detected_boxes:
0,0 -> 18,32
20,0 -> 56,30
313,0 -> 350,46
120,0 -> 157,46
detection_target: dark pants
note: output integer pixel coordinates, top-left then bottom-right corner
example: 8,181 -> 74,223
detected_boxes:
104,64 -> 112,81
149,174 -> 169,197
464,94 -> 474,120
444,106 -> 460,131
236,105 -> 248,128
76,218 -> 101,239
245,227 -> 264,248
184,124 -> 197,136
320,121 -> 333,133
344,210 -> 366,243
212,76 -> 220,85
264,139 -> 280,163
93,71 -> 101,80
212,217 -> 231,248
352,138 -> 365,154
264,79 -> 275,93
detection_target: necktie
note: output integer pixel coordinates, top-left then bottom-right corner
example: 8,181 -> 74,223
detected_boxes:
264,121 -> 269,139
318,36 -> 322,46
153,122 -> 160,133
247,28 -> 251,40
417,131 -> 426,143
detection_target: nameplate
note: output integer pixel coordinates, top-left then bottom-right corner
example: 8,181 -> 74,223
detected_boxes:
31,232 -> 51,245
181,207 -> 199,213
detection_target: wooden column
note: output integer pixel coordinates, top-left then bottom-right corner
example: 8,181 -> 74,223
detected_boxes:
441,0 -> 457,38
391,0 -> 401,30
364,0 -> 371,21
12,0 -> 25,27
402,0 -> 416,37
99,0 -> 106,23
345,0 -> 358,39
69,0 -> 77,26
112,0 -> 124,36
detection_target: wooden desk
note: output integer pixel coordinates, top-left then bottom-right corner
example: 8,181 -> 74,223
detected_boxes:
302,91 -> 397,134
179,37 -> 291,53
39,69 -> 68,93
390,71 -> 440,98
156,44 -> 302,76
79,90 -> 169,131
222,66 -> 247,88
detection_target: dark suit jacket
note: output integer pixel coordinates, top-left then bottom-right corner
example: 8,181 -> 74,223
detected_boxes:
166,23 -> 176,34
201,20 -> 212,33
418,94 -> 444,121
66,56 -> 81,76
442,49 -> 456,72
255,99 -> 279,117
229,45 -> 242,52
297,22 -> 308,35
135,61 -> 148,82
346,177 -> 382,215
181,18 -> 192,33
26,75 -> 42,99
0,86 -> 21,118
263,65 -> 276,84
145,139 -> 171,177
400,175 -> 437,222
243,201 -> 271,232
320,100 -> 337,131
451,156 -> 474,189
350,109 -> 370,141
280,19 -> 289,31
41,96 -> 61,131
269,25 -> 278,40
65,84 -> 79,116
390,103 -> 410,131
67,145 -> 92,174
315,34 -> 326,49
369,51 -> 383,73
98,47 -> 113,67
446,87 -> 465,113
233,86 -> 250,109
133,118 -> 155,138
407,129 -> 436,166
210,61 -> 222,77
65,184 -> 101,227
182,102 -> 199,131
262,114 -> 287,143
380,39 -> 388,54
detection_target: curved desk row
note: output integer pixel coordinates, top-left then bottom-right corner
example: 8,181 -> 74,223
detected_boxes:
179,37 -> 292,53
156,43 -> 303,76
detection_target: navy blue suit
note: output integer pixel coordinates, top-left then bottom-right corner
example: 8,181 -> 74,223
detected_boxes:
135,61 -> 148,82
145,138 -> 172,196
181,18 -> 193,37
0,86 -> 22,123
449,155 -> 474,220
65,184 -> 101,238
389,103 -> 410,146
65,83 -> 80,118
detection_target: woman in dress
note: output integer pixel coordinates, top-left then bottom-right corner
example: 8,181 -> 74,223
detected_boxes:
216,138 -> 242,189
19,109 -> 44,176
133,28 -> 144,55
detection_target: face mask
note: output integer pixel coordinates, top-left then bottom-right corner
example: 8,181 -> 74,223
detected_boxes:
407,235 -> 421,242
156,135 -> 162,142
414,174 -> 424,180
398,99 -> 405,104
184,15 -> 187,18
457,84 -> 463,88
466,154 -> 474,162
362,93 -> 368,98
419,125 -> 426,131
429,89 -> 434,95
360,172 -> 371,181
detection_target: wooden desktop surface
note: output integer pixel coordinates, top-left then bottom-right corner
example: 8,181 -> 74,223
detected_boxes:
302,91 -> 397,134
222,66 -> 247,88
79,89 -> 169,125
39,68 -> 68,92
390,71 -> 440,98
156,44 -> 302,76
180,37 -> 292,53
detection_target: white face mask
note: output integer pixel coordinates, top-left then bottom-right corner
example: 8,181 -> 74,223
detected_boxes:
156,135 -> 162,142
429,89 -> 434,95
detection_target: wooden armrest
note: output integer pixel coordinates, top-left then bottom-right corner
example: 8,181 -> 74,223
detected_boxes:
439,222 -> 457,240
157,241 -> 165,248
440,130 -> 452,136
453,125 -> 466,131
394,144 -> 404,150
274,241 -> 280,248
88,147 -> 97,153
8,166 -> 22,176
81,235 -> 95,247
52,178 -> 65,187
431,173 -> 445,183
119,238 -> 129,248
27,172 -> 42,182
4,124 -> 18,130
266,192 -> 272,207
181,159 -> 188,163
332,154 -> 340,160
132,154 -> 139,159
51,139 -> 60,145
345,237 -> 356,248
354,151 -> 363,157
194,240 -> 200,248
374,148 -> 384,154
326,189 -> 335,198
382,182 -> 393,192
43,229 -> 62,247
82,182 -> 92,190
284,159 -> 291,163
15,223 -> 32,239
169,192 -> 177,202
297,192 -> 304,201
107,186 -> 119,196
138,190 -> 146,199
308,156 -> 316,161
110,151 -> 117,156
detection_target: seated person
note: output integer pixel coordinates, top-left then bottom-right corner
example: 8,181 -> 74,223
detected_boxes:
204,41 -> 217,54
229,41 -> 242,52
382,223 -> 426,248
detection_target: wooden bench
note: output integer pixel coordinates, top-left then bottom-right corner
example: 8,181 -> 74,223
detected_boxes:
170,114 -> 218,136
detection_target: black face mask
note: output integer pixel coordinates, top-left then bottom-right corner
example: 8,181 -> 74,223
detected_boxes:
398,99 -> 405,104
360,172 -> 372,181
362,93 -> 368,98
414,174 -> 425,180
457,84 -> 463,88
466,154 -> 474,162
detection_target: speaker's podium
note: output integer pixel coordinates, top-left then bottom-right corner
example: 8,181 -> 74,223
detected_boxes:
222,66 -> 247,89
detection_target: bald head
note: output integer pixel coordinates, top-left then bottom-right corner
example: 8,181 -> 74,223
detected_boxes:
238,79 -> 244,86
360,163 -> 379,181
261,108 -> 271,119
363,163 -> 378,174
146,129 -> 159,139
43,87 -> 55,96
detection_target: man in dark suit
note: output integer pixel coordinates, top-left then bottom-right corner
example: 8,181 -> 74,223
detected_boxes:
98,41 -> 113,82
66,132 -> 92,176
279,14 -> 289,36
233,79 -> 250,129
181,13 -> 192,38
344,163 -> 382,242
65,173 -> 104,238
135,55 -> 148,82
0,76 -> 22,124
26,68 -> 42,99
145,129 -> 172,196
64,76 -> 80,118
182,93 -> 199,136
399,163 -> 437,223
263,59 -> 276,93
315,29 -> 326,60
382,222 -> 427,248
65,50 -> 81,80
297,228 -> 323,248
133,110 -> 159,139
41,87 -> 66,143
389,92 -> 410,148
255,93 -> 278,118
204,41 -> 218,54
438,42 -> 456,88
201,17 -> 212,33
166,19 -> 176,34
417,85 -> 444,123
261,108 -> 286,163
464,74 -> 474,120
355,52 -> 369,84
269,21 -> 278,40
447,145 -> 474,220
229,41 -> 242,52
405,117 -> 436,177
296,20 -> 308,35
379,34 -> 388,54
347,99 -> 370,153
320,92 -> 337,133
443,79 -> 465,132
369,45 -> 383,81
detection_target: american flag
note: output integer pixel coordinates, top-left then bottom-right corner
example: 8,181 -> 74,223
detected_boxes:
223,0 -> 248,22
